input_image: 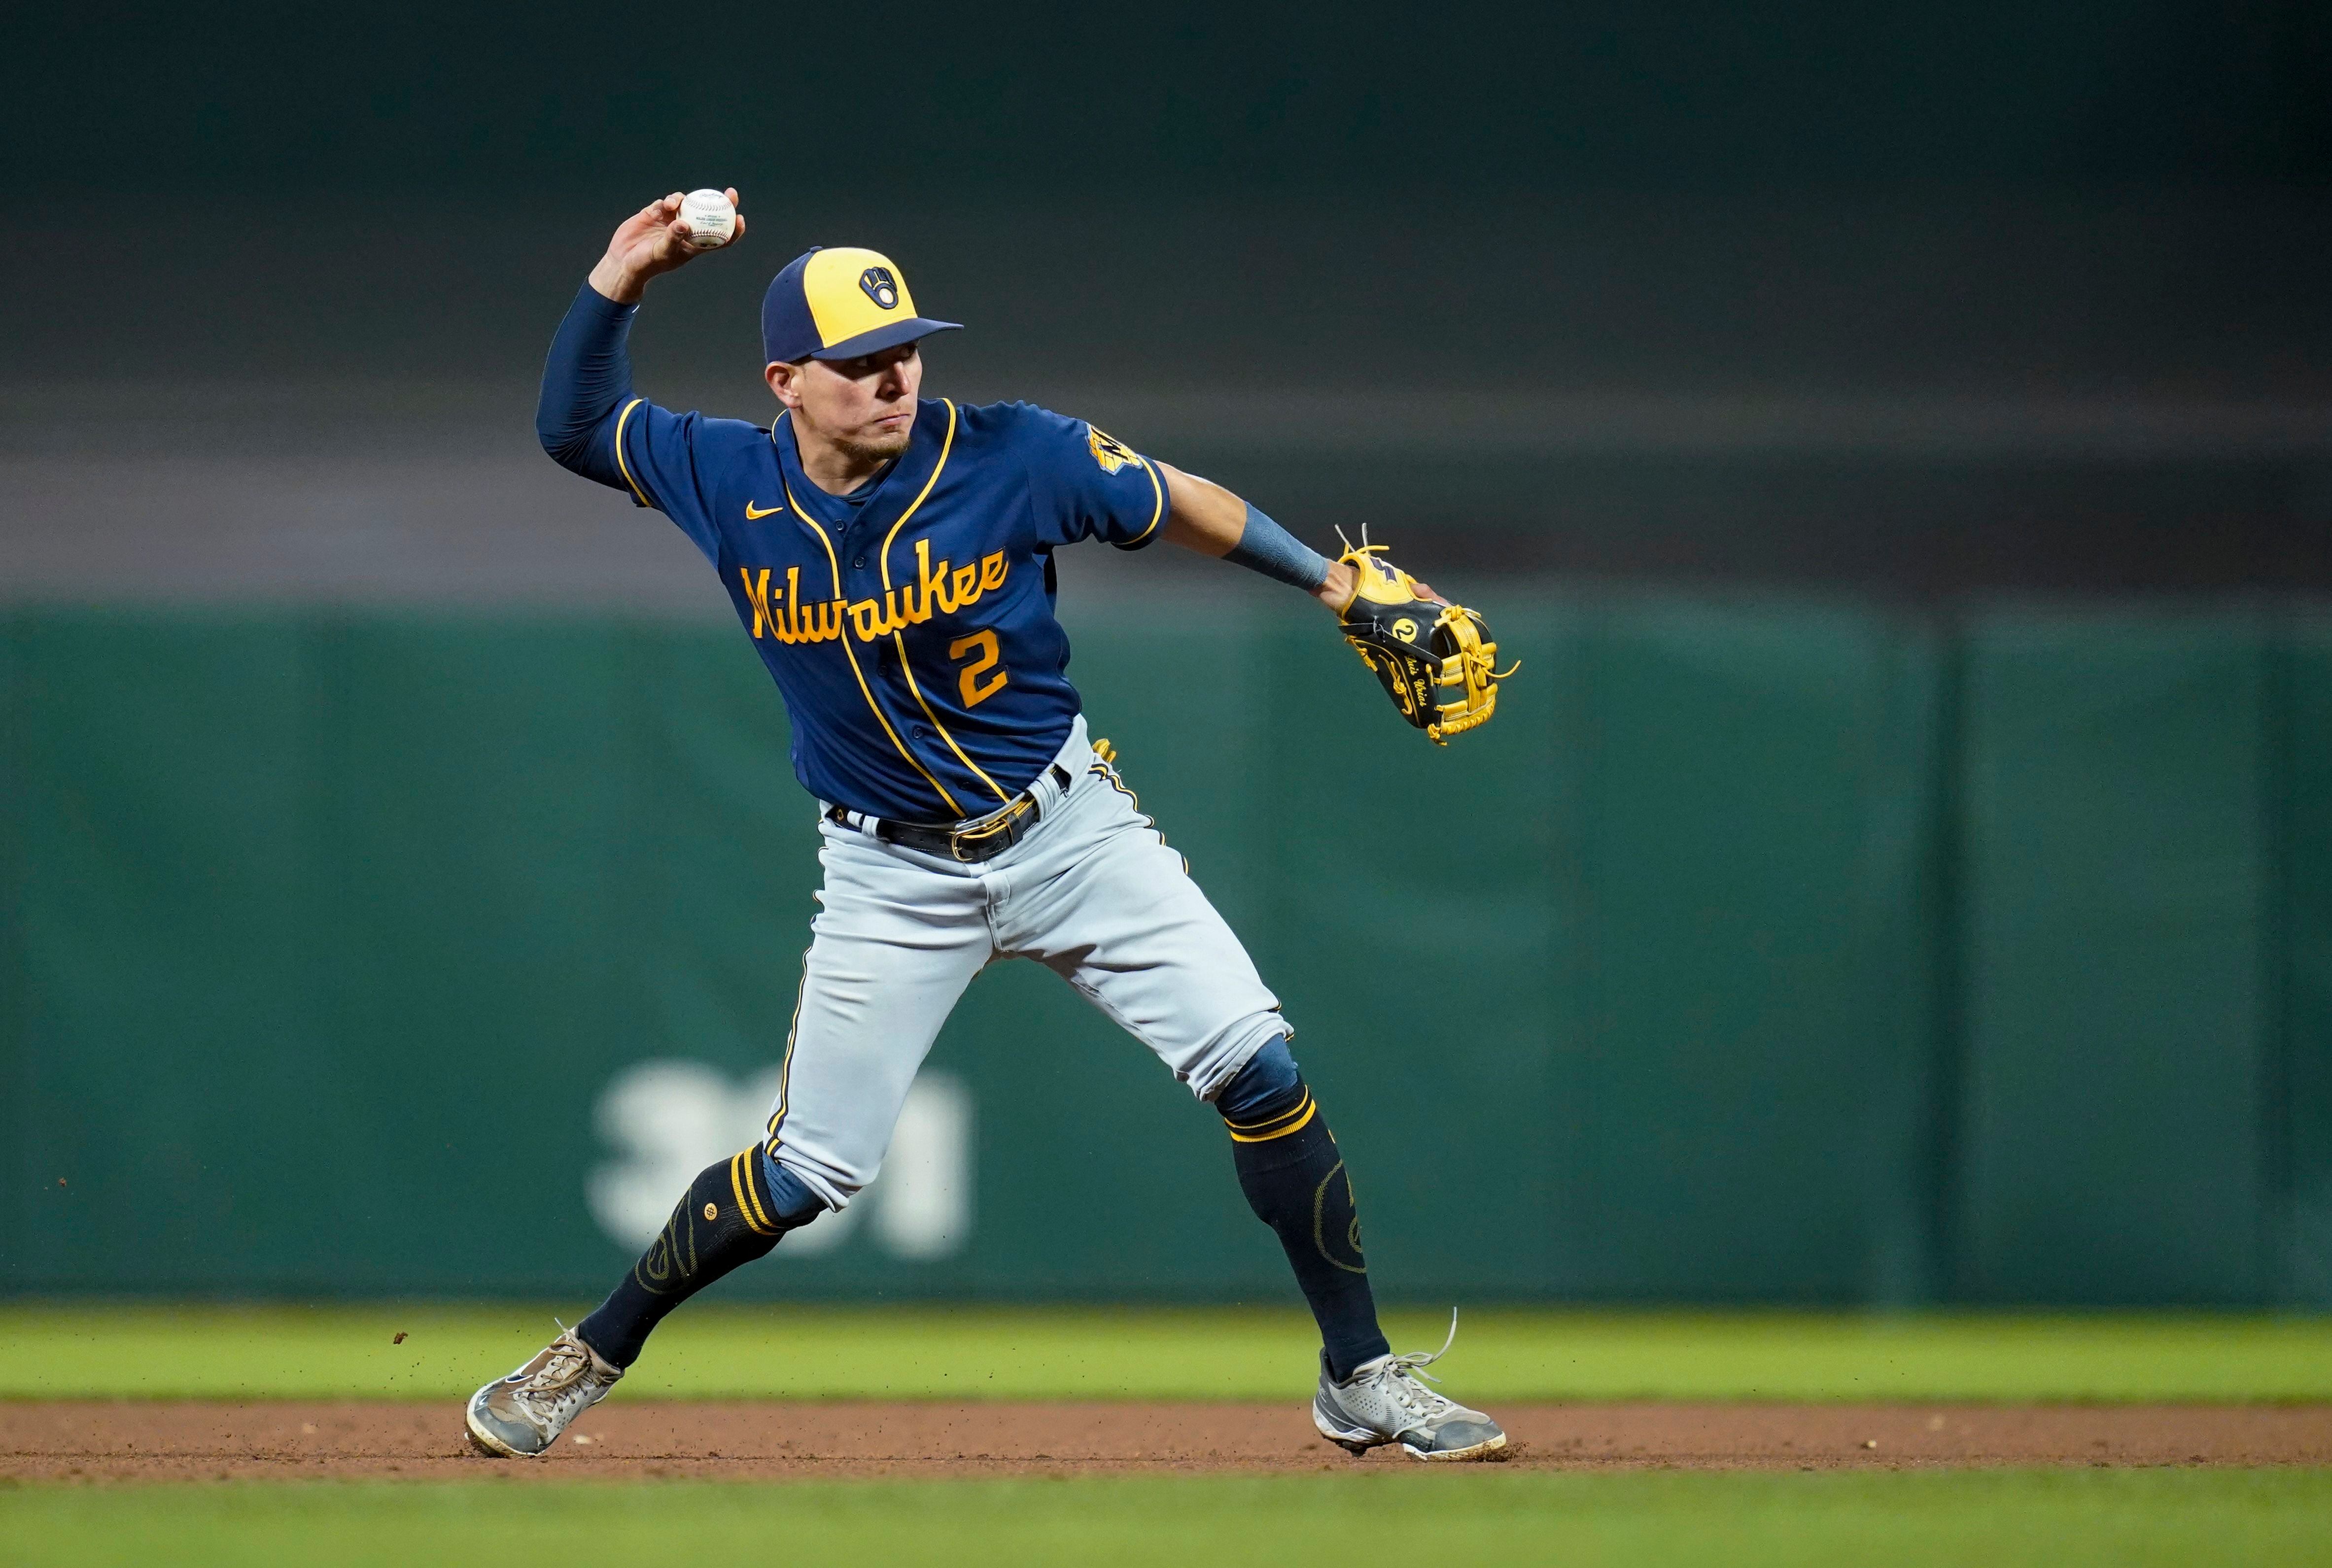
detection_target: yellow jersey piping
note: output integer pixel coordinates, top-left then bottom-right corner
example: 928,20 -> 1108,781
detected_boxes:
613,398 -> 652,508
878,401 -> 1009,803
1120,456 -> 1165,547
783,477 -> 966,818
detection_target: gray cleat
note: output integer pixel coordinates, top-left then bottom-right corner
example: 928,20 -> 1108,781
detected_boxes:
1312,1313 -> 1507,1462
464,1326 -> 623,1458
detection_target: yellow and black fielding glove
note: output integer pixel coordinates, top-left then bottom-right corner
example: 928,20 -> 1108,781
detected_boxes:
1332,542 -> 1517,744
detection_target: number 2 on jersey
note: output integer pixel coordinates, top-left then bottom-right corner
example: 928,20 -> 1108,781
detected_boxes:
948,629 -> 1008,707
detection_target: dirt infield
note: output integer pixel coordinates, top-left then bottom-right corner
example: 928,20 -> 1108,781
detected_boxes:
5,1401 -> 2329,1482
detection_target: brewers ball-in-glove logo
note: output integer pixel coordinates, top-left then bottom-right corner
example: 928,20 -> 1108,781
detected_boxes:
1332,531 -> 1518,744
859,266 -> 901,309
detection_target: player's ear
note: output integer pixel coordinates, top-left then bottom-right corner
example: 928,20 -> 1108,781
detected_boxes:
765,359 -> 804,411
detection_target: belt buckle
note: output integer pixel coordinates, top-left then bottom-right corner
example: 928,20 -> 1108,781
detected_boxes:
950,797 -> 1030,861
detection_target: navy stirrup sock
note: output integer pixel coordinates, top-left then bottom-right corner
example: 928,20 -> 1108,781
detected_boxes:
1216,1038 -> 1392,1382
577,1148 -> 819,1368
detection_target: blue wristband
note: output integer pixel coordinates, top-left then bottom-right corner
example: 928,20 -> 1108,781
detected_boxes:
1222,502 -> 1330,591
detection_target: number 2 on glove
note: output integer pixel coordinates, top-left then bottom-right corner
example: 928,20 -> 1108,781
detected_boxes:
1332,537 -> 1518,744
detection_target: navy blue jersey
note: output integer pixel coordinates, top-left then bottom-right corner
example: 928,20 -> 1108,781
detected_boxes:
623,399 -> 1161,820
539,289 -> 1164,820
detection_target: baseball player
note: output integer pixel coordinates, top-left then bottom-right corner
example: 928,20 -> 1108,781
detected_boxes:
466,191 -> 1511,1462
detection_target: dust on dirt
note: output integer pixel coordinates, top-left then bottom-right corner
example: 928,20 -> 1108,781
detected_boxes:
6,1401 -> 2328,1483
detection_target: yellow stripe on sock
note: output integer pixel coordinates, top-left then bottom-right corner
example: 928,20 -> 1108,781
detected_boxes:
740,1150 -> 778,1233
1224,1089 -> 1312,1133
1222,1095 -> 1315,1132
729,1152 -> 775,1236
1226,1092 -> 1318,1143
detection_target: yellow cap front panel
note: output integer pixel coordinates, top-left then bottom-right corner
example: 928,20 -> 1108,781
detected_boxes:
801,246 -> 919,352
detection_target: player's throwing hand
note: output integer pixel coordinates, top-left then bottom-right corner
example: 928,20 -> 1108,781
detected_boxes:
588,188 -> 745,304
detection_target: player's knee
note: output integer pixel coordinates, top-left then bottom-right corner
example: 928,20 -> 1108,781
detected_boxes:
1215,1034 -> 1305,1125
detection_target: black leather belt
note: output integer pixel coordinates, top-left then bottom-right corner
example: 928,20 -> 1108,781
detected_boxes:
830,764 -> 1073,863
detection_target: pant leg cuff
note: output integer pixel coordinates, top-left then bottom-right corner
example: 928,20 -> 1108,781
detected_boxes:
1190,1012 -> 1294,1103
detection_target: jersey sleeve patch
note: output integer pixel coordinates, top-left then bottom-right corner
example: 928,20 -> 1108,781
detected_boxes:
1086,425 -> 1146,476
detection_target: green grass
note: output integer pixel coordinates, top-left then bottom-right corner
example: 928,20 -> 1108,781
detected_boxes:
4,1471 -> 2330,1568
4,1302 -> 2330,1402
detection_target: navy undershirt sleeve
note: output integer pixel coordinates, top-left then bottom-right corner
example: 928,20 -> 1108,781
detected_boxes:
1222,502 -> 1330,591
536,282 -> 641,493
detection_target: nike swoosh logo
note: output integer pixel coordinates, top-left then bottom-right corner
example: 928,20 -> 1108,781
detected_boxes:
745,501 -> 785,519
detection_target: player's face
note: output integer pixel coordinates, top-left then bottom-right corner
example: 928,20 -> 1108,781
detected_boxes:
781,343 -> 923,460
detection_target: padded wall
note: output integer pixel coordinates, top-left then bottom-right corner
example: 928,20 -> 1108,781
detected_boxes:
1,600 -> 2322,1303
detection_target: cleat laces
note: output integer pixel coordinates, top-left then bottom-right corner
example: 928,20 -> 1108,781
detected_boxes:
1359,1311 -> 1462,1425
504,1324 -> 612,1430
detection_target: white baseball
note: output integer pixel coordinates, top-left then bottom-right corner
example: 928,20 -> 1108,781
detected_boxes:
677,189 -> 736,248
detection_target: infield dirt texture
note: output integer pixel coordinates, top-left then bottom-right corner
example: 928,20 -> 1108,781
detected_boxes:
4,1305 -> 2331,1483
6,1399 -> 2330,1483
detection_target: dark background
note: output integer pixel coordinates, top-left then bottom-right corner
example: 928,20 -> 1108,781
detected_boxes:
6,2 -> 2332,1307
5,0 -> 2330,600
16,1 -> 2331,194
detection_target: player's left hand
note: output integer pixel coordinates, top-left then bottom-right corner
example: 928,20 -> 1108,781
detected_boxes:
1330,545 -> 1515,744
1314,558 -> 1439,611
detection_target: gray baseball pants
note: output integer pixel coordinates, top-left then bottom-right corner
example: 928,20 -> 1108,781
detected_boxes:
766,716 -> 1288,1212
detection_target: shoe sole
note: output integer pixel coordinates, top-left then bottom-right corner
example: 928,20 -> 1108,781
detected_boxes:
1314,1401 -> 1381,1454
1403,1431 -> 1508,1463
1315,1403 -> 1509,1463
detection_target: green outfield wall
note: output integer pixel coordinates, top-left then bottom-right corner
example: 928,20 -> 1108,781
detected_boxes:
2,599 -> 2327,1306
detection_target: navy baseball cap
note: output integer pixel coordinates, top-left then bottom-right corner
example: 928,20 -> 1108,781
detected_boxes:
762,246 -> 961,365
